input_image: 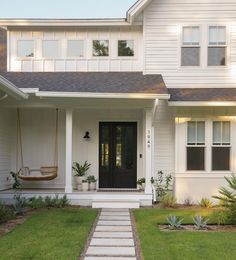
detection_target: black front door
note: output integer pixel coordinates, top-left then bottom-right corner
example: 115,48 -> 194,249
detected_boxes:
99,122 -> 137,188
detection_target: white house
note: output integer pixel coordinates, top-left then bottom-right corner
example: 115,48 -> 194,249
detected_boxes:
1,0 -> 236,208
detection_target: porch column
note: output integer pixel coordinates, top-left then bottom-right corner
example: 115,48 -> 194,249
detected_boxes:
65,109 -> 73,193
143,109 -> 153,194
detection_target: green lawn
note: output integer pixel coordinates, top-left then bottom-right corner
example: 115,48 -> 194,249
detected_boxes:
134,208 -> 236,260
0,208 -> 97,260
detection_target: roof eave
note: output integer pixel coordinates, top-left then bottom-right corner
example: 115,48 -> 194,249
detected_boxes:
34,91 -> 170,100
169,101 -> 236,107
0,76 -> 28,100
127,0 -> 152,23
0,18 -> 132,28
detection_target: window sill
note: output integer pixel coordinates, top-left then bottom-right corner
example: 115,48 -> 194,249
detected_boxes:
175,171 -> 233,178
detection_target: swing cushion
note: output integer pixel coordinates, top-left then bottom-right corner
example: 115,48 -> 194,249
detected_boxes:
18,166 -> 58,181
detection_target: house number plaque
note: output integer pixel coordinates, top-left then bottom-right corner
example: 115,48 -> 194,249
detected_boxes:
147,130 -> 151,148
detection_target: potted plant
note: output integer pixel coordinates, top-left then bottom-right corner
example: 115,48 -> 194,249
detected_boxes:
72,161 -> 91,191
137,178 -> 146,191
87,175 -> 97,191
82,179 -> 89,192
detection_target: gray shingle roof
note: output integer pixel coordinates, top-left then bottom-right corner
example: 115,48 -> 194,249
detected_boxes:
169,88 -> 236,102
0,72 -> 168,94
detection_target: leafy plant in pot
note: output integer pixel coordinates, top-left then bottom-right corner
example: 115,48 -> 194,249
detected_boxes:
72,161 -> 91,191
137,178 -> 146,191
87,175 -> 97,191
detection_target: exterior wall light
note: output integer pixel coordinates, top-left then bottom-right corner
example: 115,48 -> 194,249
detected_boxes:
83,131 -> 90,140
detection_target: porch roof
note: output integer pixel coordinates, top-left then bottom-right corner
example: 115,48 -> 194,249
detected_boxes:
169,88 -> 236,102
0,72 -> 168,95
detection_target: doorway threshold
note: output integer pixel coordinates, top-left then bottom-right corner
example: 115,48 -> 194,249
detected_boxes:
97,188 -> 141,192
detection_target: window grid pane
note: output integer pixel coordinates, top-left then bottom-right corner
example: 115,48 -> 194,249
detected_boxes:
67,40 -> 84,57
209,26 -> 226,46
17,40 -> 34,57
213,121 -> 230,145
181,47 -> 200,66
183,26 -> 200,45
118,40 -> 134,57
208,47 -> 226,66
93,40 -> 109,57
187,121 -> 205,145
42,40 -> 59,58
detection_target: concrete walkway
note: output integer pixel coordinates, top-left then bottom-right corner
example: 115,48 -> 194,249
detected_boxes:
84,208 -> 137,260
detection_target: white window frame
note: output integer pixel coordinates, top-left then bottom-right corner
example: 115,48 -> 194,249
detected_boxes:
186,121 -> 206,171
211,121 -> 231,172
92,40 -> 110,58
66,39 -> 85,59
16,40 -> 35,59
117,39 -> 136,59
180,26 -> 201,67
207,25 -> 228,67
42,40 -> 60,59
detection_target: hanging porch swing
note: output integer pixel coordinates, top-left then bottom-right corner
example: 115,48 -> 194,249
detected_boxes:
16,108 -> 59,181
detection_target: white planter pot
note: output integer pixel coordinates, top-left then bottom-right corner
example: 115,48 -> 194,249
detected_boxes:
89,182 -> 96,191
76,176 -> 85,185
82,182 -> 89,192
138,183 -> 145,191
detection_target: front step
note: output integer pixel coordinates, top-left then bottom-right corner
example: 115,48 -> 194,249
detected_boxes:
92,199 -> 140,209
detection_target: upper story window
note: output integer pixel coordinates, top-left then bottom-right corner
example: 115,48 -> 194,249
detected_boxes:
67,40 -> 84,58
17,40 -> 34,58
42,40 -> 59,58
212,121 -> 230,171
118,40 -> 134,57
93,40 -> 109,57
208,26 -> 227,66
187,121 -> 205,171
181,26 -> 200,66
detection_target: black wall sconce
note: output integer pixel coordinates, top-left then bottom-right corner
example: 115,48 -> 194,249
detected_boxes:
83,131 -> 90,140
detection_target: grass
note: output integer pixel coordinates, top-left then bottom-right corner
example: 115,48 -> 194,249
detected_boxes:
134,207 -> 236,260
0,207 -> 97,260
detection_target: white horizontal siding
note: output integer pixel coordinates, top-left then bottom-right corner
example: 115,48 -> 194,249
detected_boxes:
153,100 -> 175,175
0,109 -> 13,190
9,27 -> 143,72
144,0 -> 236,88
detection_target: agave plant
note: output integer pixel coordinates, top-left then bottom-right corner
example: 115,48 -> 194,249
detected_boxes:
167,215 -> 184,229
193,215 -> 209,230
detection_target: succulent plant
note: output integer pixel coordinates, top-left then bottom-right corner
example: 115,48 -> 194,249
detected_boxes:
193,215 -> 209,230
167,215 -> 184,229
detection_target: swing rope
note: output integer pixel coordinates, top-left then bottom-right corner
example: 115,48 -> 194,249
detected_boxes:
16,108 -> 59,181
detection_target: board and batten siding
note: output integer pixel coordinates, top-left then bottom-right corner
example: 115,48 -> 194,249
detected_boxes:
143,0 -> 236,88
0,108 -> 13,190
8,27 -> 143,72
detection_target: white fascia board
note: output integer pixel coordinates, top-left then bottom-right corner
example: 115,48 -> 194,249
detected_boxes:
35,91 -> 170,100
20,88 -> 39,94
0,76 -> 28,100
169,101 -> 236,107
0,19 -> 130,28
127,0 -> 152,23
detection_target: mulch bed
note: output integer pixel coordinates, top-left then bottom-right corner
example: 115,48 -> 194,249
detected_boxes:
0,209 -> 34,236
159,225 -> 236,232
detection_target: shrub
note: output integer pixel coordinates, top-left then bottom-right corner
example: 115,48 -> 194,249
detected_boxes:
160,193 -> 177,208
13,194 -> 27,215
183,197 -> 193,206
193,215 -> 209,230
213,174 -> 236,224
198,198 -> 213,208
0,201 -> 15,224
28,195 -> 70,209
167,215 -> 183,229
151,171 -> 173,199
211,210 -> 229,225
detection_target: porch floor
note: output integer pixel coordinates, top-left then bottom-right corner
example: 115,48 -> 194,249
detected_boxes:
0,188 -> 152,207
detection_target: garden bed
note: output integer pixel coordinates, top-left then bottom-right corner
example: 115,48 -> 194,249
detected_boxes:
159,224 -> 236,232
